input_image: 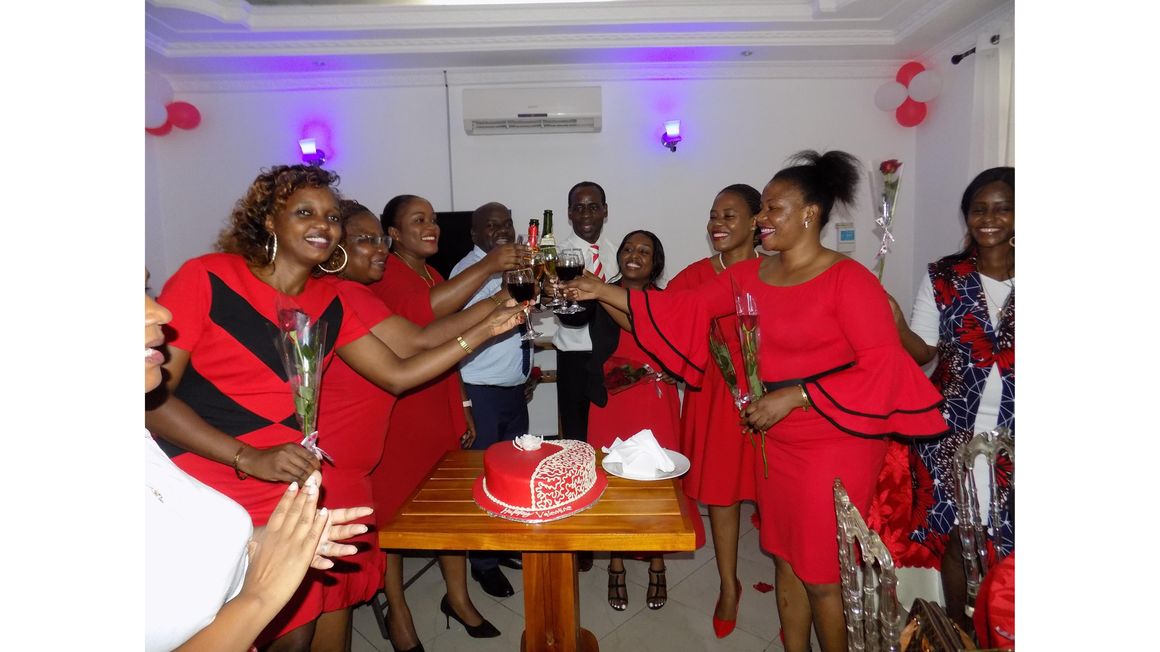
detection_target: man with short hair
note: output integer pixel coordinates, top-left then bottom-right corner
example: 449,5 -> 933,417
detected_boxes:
450,201 -> 532,598
553,181 -> 618,442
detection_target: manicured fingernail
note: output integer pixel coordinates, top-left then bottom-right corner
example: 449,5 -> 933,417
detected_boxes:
288,482 -> 299,492
354,525 -> 368,534
305,474 -> 319,487
319,507 -> 329,518
304,482 -> 319,495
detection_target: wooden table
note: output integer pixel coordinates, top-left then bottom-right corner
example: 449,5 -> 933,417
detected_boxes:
379,449 -> 697,652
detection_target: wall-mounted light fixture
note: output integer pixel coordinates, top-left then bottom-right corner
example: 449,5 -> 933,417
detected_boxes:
661,120 -> 682,152
299,138 -> 327,166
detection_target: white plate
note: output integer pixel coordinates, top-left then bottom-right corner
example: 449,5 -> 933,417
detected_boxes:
601,449 -> 690,481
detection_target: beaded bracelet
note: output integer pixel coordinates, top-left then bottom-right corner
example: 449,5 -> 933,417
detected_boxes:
233,445 -> 249,480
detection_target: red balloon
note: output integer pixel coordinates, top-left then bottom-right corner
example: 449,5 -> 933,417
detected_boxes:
166,101 -> 201,130
896,61 -> 926,87
895,98 -> 927,127
146,121 -> 173,136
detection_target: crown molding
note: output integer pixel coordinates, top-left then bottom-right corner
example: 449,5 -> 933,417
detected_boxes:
151,0 -> 815,30
153,27 -> 896,59
170,58 -> 898,93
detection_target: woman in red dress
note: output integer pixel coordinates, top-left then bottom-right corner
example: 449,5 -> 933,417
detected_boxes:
368,194 -> 530,651
664,184 -> 761,637
565,151 -> 948,652
584,230 -> 679,612
314,201 -> 522,650
146,166 -> 524,652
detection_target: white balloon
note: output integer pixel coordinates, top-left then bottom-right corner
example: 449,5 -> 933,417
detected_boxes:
873,82 -> 908,111
145,71 -> 174,107
907,70 -> 942,102
146,99 -> 168,129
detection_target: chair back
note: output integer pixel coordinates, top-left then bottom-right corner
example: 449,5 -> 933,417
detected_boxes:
952,427 -> 1015,618
834,478 -> 904,652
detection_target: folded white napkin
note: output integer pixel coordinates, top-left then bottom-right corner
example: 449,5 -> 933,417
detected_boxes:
602,429 -> 675,477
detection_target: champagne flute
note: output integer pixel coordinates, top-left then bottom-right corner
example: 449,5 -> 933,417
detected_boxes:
535,248 -> 564,309
554,248 -> 585,315
504,267 -> 541,341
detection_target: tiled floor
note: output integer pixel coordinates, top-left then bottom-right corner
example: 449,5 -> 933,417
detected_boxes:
351,502 -> 812,652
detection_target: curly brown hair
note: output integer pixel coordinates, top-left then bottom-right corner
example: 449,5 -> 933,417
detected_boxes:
215,164 -> 341,265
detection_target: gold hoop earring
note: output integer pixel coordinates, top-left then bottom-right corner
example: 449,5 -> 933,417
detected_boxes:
318,244 -> 348,274
1008,236 -> 1014,248
265,233 -> 278,264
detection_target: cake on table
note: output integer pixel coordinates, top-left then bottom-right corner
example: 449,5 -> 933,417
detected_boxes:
472,435 -> 608,523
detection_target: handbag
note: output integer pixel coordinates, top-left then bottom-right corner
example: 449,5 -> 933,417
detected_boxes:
900,598 -> 978,651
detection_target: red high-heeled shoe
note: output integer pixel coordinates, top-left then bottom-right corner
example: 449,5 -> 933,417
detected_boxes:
712,579 -> 742,638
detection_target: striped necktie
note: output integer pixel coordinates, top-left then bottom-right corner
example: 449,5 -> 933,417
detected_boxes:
591,244 -> 605,281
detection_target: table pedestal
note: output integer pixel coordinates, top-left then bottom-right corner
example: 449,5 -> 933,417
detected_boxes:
520,552 -> 598,652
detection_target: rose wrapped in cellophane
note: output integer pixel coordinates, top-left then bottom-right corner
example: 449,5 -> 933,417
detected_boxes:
732,278 -> 769,477
273,305 -> 333,463
871,158 -> 904,281
602,355 -> 664,398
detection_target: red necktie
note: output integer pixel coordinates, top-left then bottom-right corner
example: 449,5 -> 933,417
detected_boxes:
591,244 -> 605,281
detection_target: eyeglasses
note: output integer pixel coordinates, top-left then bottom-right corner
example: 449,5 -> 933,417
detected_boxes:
568,202 -> 604,214
350,234 -> 389,247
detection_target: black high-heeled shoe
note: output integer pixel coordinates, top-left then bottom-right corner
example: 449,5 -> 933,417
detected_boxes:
440,594 -> 501,638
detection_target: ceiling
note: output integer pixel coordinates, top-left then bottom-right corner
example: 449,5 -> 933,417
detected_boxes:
145,0 -> 1011,77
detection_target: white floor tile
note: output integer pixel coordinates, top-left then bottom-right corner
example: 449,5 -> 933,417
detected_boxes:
599,597 -> 771,652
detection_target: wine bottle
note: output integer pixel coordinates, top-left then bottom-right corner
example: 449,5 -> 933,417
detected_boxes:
539,209 -> 556,254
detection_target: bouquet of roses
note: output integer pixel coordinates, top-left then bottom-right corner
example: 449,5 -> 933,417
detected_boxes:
273,304 -> 333,463
603,355 -> 664,397
870,158 -> 904,281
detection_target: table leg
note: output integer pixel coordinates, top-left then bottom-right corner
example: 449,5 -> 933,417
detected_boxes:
520,551 -> 598,652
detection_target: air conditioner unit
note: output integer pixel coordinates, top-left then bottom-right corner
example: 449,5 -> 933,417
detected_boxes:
463,86 -> 602,135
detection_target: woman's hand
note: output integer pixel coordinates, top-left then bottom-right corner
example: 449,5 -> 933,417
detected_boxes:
309,494 -> 374,570
484,244 -> 533,273
460,408 -> 477,449
742,387 -> 806,431
484,299 -> 527,337
562,270 -> 606,302
238,444 -> 321,485
238,474 -> 331,611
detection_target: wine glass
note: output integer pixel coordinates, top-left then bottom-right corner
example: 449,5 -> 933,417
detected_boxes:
534,248 -> 564,309
504,267 -> 541,341
553,248 -> 585,315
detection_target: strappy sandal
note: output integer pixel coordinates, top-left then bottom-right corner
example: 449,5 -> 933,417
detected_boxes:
607,566 -> 628,611
647,565 -> 667,610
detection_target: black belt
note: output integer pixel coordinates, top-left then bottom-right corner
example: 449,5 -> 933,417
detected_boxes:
762,362 -> 854,393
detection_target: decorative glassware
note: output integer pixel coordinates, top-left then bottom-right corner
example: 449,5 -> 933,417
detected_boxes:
553,248 -> 585,315
504,267 -> 540,341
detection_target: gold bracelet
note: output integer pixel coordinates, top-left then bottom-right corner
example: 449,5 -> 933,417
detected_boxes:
456,336 -> 474,354
798,384 -> 810,411
233,445 -> 249,480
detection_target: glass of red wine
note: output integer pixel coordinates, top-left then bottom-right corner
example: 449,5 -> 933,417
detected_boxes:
553,249 -> 586,314
504,267 -> 541,340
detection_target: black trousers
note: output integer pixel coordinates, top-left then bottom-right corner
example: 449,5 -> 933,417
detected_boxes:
556,350 -> 592,441
464,383 -> 529,572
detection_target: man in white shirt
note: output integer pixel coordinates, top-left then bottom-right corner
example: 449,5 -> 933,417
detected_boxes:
552,181 -> 618,443
450,201 -> 531,597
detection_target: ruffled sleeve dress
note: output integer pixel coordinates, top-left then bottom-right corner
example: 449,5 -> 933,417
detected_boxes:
627,257 -> 948,583
665,258 -> 758,507
366,254 -> 468,529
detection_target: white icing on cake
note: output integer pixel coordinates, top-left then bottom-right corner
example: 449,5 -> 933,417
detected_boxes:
481,439 -> 598,518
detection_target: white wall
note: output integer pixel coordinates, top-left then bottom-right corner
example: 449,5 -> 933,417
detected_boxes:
147,66 -> 921,304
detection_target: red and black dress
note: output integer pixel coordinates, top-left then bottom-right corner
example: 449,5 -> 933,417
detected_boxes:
626,258 -> 948,583
366,254 -> 467,529
314,281 -> 398,614
666,258 -> 758,508
156,252 -> 372,640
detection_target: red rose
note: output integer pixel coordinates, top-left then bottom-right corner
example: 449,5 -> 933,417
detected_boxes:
879,159 -> 901,175
530,366 -> 543,381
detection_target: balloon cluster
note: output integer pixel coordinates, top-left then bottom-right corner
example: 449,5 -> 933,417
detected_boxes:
873,61 -> 942,128
146,72 -> 202,136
